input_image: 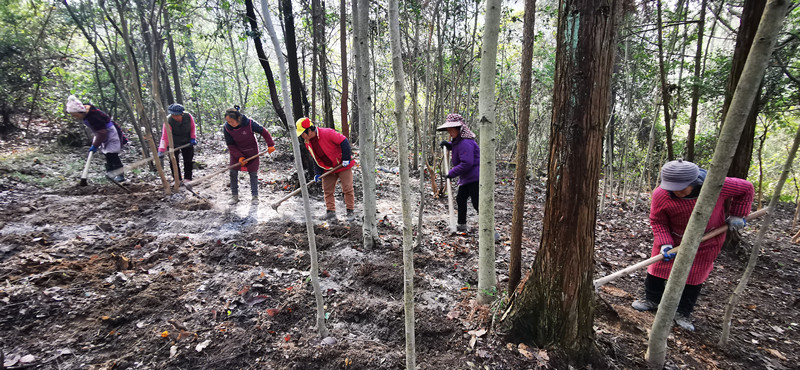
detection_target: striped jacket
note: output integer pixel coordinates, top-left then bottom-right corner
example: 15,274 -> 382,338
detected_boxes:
647,177 -> 754,285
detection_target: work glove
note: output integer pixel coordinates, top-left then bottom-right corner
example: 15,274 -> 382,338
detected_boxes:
727,216 -> 746,231
314,174 -> 322,183
238,157 -> 248,167
190,139 -> 197,146
341,160 -> 350,167
267,146 -> 276,154
439,141 -> 452,150
158,151 -> 165,158
88,145 -> 97,153
660,245 -> 676,261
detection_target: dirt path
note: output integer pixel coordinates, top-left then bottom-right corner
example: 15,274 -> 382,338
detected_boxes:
1,127 -> 798,369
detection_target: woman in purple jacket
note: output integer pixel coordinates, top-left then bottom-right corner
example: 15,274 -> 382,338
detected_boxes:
222,106 -> 275,205
438,113 -> 481,232
66,95 -> 125,182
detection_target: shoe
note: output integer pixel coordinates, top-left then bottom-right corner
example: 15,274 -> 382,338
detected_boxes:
457,224 -> 467,232
674,313 -> 695,331
632,298 -> 658,312
229,195 -> 239,205
320,210 -> 336,221
113,175 -> 125,182
346,209 -> 355,222
251,196 -> 259,205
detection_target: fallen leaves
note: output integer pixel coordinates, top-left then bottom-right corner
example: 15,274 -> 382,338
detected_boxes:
160,330 -> 169,338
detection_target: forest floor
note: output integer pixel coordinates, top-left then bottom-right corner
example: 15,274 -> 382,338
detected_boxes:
1,120 -> 799,370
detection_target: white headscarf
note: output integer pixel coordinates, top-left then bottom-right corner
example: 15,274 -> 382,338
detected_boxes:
66,95 -> 87,113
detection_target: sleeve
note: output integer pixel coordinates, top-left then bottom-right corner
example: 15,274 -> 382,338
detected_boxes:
251,120 -> 275,147
85,109 -> 110,146
91,128 -> 108,147
189,114 -> 196,139
340,139 -> 352,161
314,162 -> 324,176
649,190 -> 674,247
223,125 -> 244,159
158,122 -> 169,152
721,177 -> 755,218
448,142 -> 475,178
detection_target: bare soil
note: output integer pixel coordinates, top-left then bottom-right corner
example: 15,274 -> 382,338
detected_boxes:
1,122 -> 798,369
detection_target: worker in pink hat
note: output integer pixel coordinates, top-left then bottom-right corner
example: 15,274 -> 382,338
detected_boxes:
66,95 -> 126,182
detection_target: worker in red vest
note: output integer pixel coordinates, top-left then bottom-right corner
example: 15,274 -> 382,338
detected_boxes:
296,117 -> 355,221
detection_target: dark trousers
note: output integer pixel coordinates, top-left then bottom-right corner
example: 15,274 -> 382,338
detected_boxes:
230,170 -> 258,197
104,153 -> 123,173
645,273 -> 702,315
168,146 -> 194,180
456,181 -> 479,225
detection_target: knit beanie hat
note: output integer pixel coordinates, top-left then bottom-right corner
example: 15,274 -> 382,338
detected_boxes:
167,103 -> 185,115
659,160 -> 700,191
66,95 -> 86,113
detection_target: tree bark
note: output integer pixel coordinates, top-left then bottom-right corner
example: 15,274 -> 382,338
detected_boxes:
243,0 -> 288,129
686,0 -> 706,162
657,0 -> 675,161
389,1 -> 415,366
721,0 -> 767,180
505,0 -> 622,363
476,0 -> 502,304
353,0 -> 378,248
509,0 -> 536,296
646,1 -> 789,367
340,0 -> 349,138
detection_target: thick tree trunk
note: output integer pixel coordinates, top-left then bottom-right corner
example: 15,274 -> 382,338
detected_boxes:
505,0 -> 622,363
722,0 -> 767,180
509,0 -> 536,296
476,0 -> 502,304
340,0 -> 349,138
646,1 -> 789,367
353,0 -> 378,247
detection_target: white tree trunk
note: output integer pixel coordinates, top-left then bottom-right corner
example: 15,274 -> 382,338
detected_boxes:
719,125 -> 800,346
646,1 -> 790,366
353,0 -> 378,248
388,0 -> 416,366
476,0 -> 502,304
260,0 -> 328,337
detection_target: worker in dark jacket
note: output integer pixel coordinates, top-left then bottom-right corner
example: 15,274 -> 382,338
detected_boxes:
66,95 -> 125,182
222,106 -> 275,205
158,103 -> 197,182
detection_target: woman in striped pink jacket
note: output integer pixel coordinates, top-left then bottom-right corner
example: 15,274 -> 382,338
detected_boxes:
632,160 -> 754,331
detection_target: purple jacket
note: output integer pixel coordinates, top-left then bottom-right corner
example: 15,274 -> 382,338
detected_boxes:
447,137 -> 480,186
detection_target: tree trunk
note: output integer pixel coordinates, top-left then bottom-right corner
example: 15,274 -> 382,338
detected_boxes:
261,0 -> 328,338
686,0 -> 707,162
389,1 -> 415,366
164,7 -> 183,104
509,0 -> 536,296
657,0 -> 674,161
353,0 -> 378,248
243,0 -> 288,129
312,0 -> 334,128
505,0 -> 622,363
340,0 -> 349,138
476,0 -> 502,304
646,1 -> 789,366
722,0 -> 767,180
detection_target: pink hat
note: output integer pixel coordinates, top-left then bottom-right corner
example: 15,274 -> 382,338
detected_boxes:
436,113 -> 465,131
66,95 -> 86,113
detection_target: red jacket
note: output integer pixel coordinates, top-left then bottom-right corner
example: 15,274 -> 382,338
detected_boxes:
305,127 -> 354,174
647,176 -> 754,285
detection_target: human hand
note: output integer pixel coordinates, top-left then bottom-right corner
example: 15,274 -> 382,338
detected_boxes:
88,145 -> 97,153
314,174 -> 322,183
190,138 -> 197,146
660,245 -> 676,261
268,146 -> 276,154
158,151 -> 165,158
238,157 -> 248,167
439,140 -> 452,150
445,172 -> 454,179
342,160 -> 350,167
727,216 -> 746,231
